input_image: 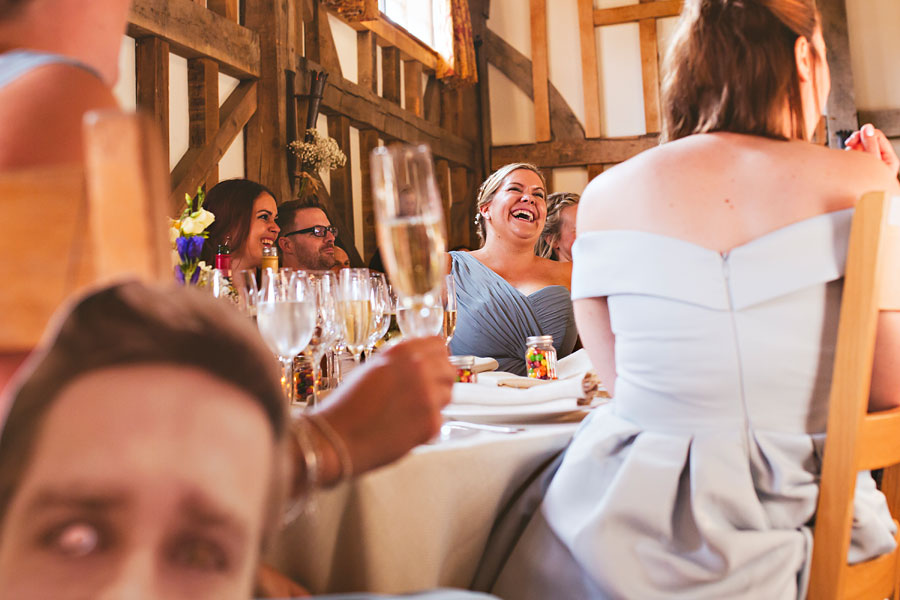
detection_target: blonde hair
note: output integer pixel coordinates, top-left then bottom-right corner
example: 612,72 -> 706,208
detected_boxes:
474,163 -> 547,247
535,192 -> 580,259
662,0 -> 821,142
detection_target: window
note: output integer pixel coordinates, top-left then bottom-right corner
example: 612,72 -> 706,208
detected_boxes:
378,0 -> 443,51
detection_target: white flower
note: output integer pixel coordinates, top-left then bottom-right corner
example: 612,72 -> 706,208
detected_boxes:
169,225 -> 181,245
181,208 -> 215,235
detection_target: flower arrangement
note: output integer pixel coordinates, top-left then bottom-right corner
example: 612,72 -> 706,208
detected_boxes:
289,128 -> 347,199
171,186 -> 215,285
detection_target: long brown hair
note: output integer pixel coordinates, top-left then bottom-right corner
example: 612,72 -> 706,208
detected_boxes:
200,179 -> 276,264
662,0 -> 821,143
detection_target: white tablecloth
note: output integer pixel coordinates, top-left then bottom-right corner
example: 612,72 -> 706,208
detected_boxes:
265,422 -> 579,595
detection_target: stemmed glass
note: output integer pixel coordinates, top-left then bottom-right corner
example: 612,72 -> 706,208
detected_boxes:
234,270 -> 260,319
442,274 -> 457,346
337,268 -> 372,363
304,271 -> 340,407
370,144 -> 447,338
257,269 -> 316,403
364,272 -> 392,358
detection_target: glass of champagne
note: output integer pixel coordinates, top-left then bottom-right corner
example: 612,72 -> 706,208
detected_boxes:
337,268 -> 372,363
365,272 -> 392,357
304,271 -> 340,407
442,274 -> 457,347
370,144 -> 447,338
257,269 -> 316,403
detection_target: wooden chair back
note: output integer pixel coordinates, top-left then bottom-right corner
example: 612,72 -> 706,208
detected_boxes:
808,190 -> 900,599
0,110 -> 170,355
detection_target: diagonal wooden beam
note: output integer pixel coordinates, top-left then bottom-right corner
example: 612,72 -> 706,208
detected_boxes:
128,0 -> 260,79
170,81 -> 257,212
485,29 -> 584,141
491,135 -> 659,170
594,0 -> 682,26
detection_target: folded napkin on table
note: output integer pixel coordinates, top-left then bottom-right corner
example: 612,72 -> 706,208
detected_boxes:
471,356 -> 500,374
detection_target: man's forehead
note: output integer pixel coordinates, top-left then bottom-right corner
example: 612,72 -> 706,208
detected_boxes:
293,207 -> 329,227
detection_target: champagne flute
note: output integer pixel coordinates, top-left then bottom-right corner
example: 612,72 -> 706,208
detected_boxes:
370,144 -> 447,338
442,274 -> 457,346
234,269 -> 260,319
257,269 -> 316,403
364,272 -> 392,357
337,268 -> 372,363
304,271 -> 340,407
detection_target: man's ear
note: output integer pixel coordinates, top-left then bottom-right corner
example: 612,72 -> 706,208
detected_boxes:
277,237 -> 290,252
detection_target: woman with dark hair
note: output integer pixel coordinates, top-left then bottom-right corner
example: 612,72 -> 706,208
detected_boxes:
201,179 -> 281,272
490,1 -> 900,598
448,163 -> 576,375
534,192 -> 579,262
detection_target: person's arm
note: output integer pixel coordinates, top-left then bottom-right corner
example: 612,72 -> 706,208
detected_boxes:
289,336 -> 454,490
844,123 -> 899,178
573,298 -> 616,396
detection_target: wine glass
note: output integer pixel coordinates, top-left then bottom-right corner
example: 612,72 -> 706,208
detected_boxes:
304,271 -> 340,407
337,268 -> 372,363
257,269 -> 316,403
370,144 -> 447,338
442,274 -> 457,346
234,270 -> 260,319
364,272 -> 392,358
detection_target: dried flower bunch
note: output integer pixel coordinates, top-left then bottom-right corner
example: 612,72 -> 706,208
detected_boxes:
289,129 -> 347,172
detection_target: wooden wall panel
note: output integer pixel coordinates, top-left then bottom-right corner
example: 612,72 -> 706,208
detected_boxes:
357,30 -> 378,94
449,167 -> 472,250
594,0 -> 682,26
187,57 -> 219,187
357,129 -> 381,262
577,0 -> 601,138
529,0 -> 551,142
435,158 -> 452,231
404,60 -> 424,118
327,115 -> 355,238
382,47 -> 402,105
135,37 -> 170,168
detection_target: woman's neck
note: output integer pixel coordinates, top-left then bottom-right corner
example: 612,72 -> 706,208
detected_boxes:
474,233 -> 540,270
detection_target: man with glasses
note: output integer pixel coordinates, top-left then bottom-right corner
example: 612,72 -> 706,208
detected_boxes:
276,199 -> 338,270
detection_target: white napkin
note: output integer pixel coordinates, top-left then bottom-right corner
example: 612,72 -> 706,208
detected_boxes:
471,356 -> 500,373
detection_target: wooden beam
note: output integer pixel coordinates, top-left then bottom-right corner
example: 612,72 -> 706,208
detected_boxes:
577,0 -> 602,138
128,0 -> 260,79
296,57 -> 475,167
530,0 -> 551,142
171,81 -> 257,212
305,0 -> 343,76
327,115 -> 354,239
135,37 -> 169,169
207,0 -> 239,21
474,34 -> 493,179
358,15 -> 440,72
381,46 -> 402,105
357,129 -> 380,262
491,135 -> 659,170
244,0 -> 291,205
423,75 -> 441,124
485,29 -> 584,141
638,16 -> 661,133
594,0 -> 682,26
587,164 -> 605,182
188,57 -> 220,186
449,167 -> 472,250
435,158 -> 452,232
357,30 -> 378,94
820,0 -> 858,148
859,109 -> 900,139
404,60 -> 424,118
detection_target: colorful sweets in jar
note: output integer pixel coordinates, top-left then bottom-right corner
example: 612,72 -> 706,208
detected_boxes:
449,355 -> 477,383
525,335 -> 557,380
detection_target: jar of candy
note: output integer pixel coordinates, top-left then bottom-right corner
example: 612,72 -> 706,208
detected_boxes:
293,354 -> 321,405
449,355 -> 477,383
525,335 -> 557,380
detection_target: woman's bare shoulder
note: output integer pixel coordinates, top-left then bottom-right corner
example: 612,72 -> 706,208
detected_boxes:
0,65 -> 117,169
537,256 -> 572,290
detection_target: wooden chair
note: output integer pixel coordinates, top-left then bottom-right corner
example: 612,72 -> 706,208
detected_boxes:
0,110 -> 170,373
808,190 -> 900,599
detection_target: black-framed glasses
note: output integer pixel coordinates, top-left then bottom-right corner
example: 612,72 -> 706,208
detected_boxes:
282,225 -> 338,238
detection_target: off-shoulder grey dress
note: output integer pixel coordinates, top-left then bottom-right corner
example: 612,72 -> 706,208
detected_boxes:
448,251 -> 577,375
491,209 -> 896,599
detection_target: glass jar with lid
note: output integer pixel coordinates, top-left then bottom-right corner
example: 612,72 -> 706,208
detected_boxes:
525,335 -> 557,380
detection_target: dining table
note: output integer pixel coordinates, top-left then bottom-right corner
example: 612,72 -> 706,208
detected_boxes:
264,418 -> 584,595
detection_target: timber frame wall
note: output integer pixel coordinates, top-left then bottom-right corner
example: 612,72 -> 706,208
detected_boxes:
126,0 -> 488,265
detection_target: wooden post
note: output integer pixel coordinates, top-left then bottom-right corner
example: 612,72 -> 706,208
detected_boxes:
529,0 -> 551,142
449,166 -> 471,250
577,0 -> 601,138
435,158 -> 452,234
188,58 -> 220,187
357,30 -> 378,94
244,0 -> 292,204
587,163 -> 604,182
135,37 -> 170,169
820,0 -> 858,148
403,60 -> 424,118
327,115 -> 355,239
381,47 -> 402,105
638,0 -> 661,134
358,129 -> 380,262
207,0 -> 239,21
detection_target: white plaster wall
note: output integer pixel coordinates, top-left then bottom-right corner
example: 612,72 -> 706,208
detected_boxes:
329,13 -> 359,84
489,63 -> 537,145
553,166 -> 589,195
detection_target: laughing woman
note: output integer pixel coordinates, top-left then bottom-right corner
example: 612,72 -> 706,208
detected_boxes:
449,163 -> 577,375
200,179 -> 281,272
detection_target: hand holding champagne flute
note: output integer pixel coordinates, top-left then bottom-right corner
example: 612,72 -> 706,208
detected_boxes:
370,144 -> 447,338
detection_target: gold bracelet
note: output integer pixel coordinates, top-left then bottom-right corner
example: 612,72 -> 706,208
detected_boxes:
293,417 -> 320,490
306,412 -> 354,483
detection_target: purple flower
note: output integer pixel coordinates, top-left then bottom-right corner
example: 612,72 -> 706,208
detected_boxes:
175,265 -> 185,285
176,235 -> 205,262
190,266 -> 201,284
